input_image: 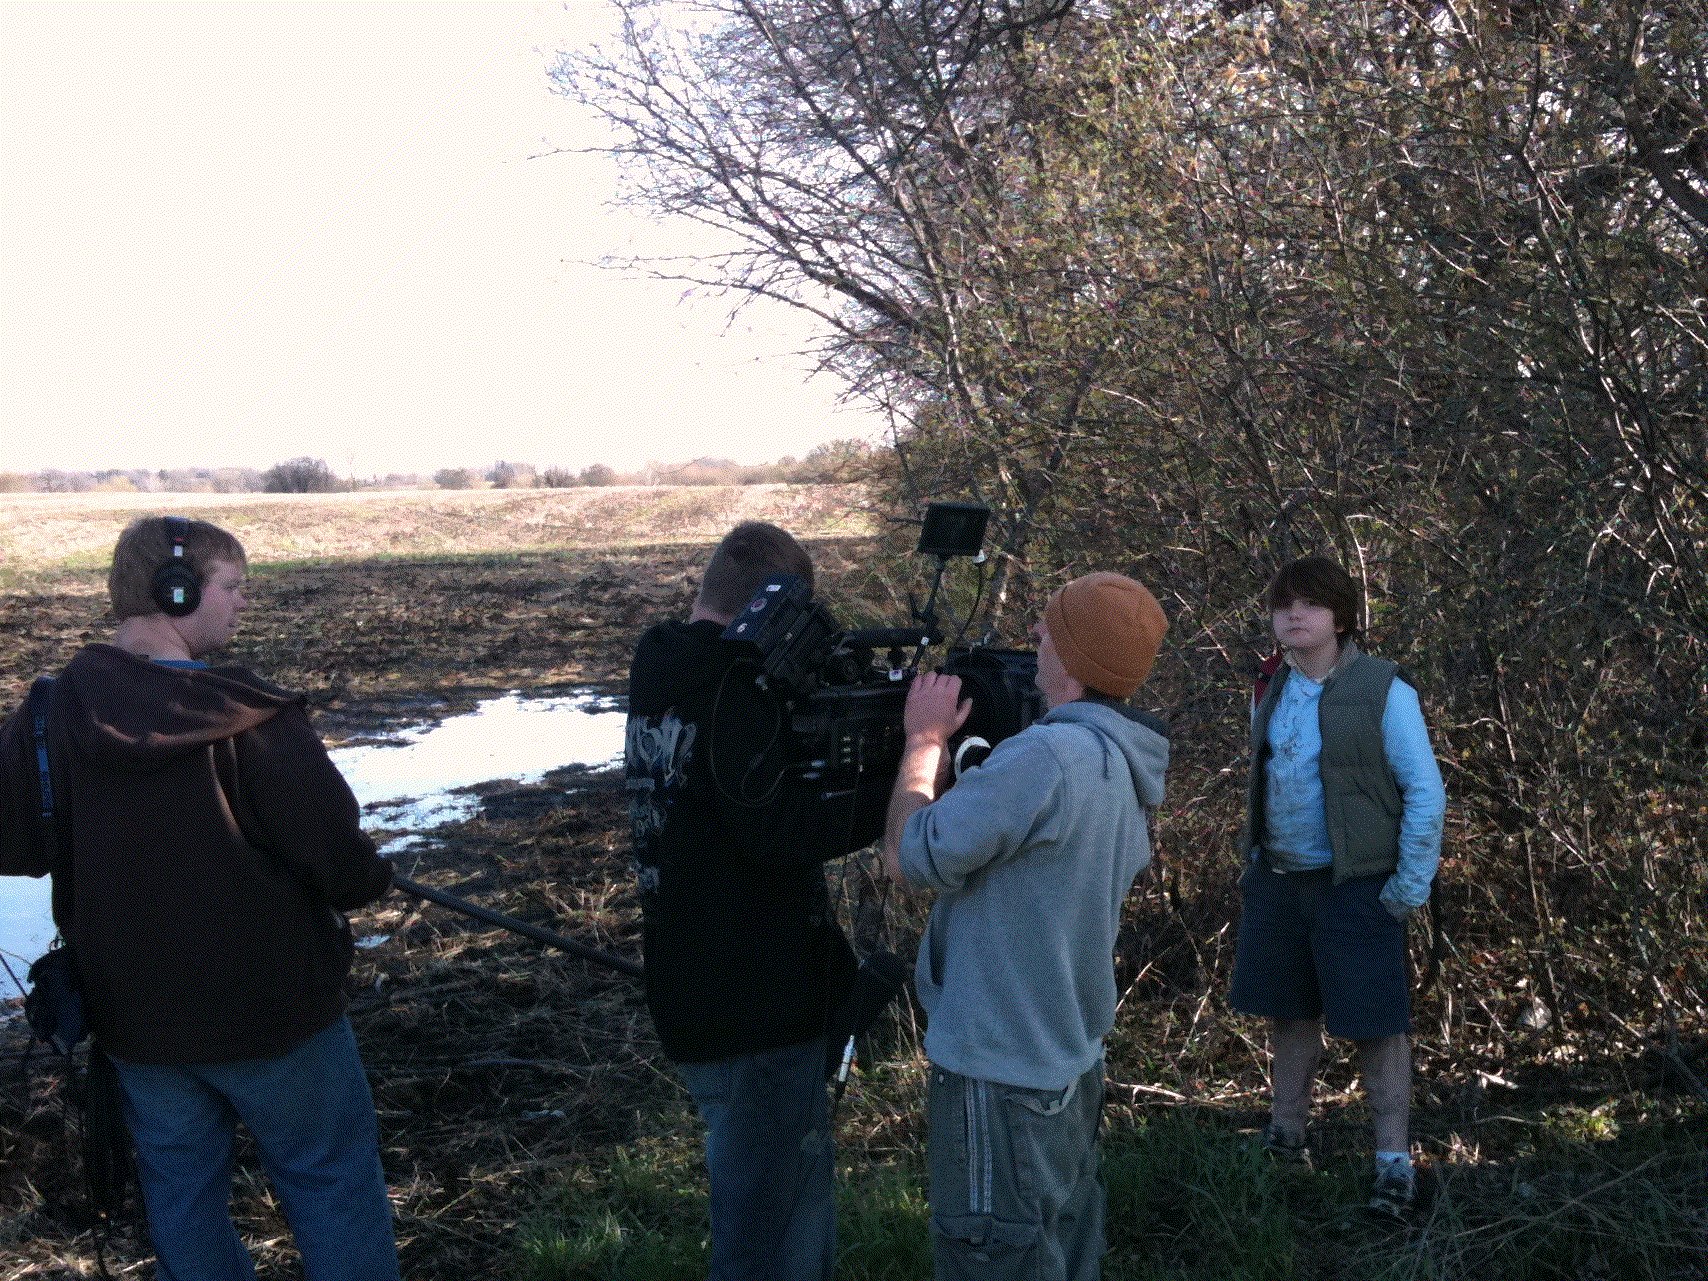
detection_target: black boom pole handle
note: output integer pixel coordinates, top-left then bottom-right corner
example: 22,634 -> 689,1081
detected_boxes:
391,873 -> 644,979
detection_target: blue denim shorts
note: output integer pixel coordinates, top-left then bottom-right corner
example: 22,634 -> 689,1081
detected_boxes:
1229,861 -> 1411,1039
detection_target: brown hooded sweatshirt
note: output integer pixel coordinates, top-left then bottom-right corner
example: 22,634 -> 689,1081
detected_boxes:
0,644 -> 391,1064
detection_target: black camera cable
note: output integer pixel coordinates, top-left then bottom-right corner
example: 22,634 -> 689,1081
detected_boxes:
706,658 -> 788,809
822,750 -> 912,1118
957,552 -> 989,649
391,874 -> 642,978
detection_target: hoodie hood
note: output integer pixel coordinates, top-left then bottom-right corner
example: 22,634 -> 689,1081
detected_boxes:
628,620 -> 733,716
56,644 -> 300,767
1038,697 -> 1169,810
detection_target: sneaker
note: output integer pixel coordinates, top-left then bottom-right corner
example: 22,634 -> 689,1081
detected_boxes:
1259,1123 -> 1312,1169
1367,1167 -> 1415,1219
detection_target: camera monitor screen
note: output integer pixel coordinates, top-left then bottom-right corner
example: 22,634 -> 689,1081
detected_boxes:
917,503 -> 990,558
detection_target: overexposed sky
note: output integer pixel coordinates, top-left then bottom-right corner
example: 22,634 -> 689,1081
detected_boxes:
0,0 -> 879,477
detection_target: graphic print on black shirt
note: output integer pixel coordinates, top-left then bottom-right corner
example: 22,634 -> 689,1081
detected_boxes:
625,710 -> 696,898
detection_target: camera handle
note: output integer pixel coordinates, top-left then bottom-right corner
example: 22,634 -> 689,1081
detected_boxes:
838,625 -> 943,651
839,552 -> 957,676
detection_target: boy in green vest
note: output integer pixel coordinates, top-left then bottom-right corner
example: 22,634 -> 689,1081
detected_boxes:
1229,556 -> 1446,1216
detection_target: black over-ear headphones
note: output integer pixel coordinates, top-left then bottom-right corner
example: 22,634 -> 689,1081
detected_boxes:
151,516 -> 201,617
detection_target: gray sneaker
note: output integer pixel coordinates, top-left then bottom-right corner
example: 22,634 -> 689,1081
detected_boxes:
1367,1167 -> 1416,1219
1259,1123 -> 1312,1169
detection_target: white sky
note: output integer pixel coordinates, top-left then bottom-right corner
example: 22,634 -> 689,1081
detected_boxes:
0,0 -> 881,478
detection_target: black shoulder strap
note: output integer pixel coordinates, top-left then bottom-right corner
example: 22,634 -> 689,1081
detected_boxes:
27,676 -> 62,864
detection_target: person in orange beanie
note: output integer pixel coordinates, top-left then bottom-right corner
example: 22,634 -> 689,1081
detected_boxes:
882,570 -> 1170,1281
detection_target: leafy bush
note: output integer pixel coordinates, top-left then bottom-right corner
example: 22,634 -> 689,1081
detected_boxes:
262,456 -> 341,494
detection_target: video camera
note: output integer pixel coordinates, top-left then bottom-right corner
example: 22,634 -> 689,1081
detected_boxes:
722,502 -> 1043,853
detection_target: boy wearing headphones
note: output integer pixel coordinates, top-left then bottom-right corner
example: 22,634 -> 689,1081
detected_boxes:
1,516 -> 399,1281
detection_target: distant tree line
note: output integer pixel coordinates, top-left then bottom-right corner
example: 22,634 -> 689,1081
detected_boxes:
0,466 -> 271,495
0,439 -> 879,495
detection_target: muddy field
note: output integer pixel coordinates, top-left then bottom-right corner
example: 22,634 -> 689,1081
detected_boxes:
3,488 -> 1704,1280
0,487 -> 883,1280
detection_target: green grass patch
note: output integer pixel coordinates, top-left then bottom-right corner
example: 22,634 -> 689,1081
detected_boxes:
517,1140 -> 710,1281
515,1102 -> 1708,1280
0,549 -> 109,592
1104,1111 -> 1310,1280
514,1134 -> 932,1280
1390,1139 -> 1708,1281
832,1159 -> 934,1280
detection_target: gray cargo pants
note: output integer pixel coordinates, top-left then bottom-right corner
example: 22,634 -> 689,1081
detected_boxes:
926,1059 -> 1106,1281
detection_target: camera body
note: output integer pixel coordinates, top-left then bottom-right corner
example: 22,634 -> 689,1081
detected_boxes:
722,504 -> 1043,853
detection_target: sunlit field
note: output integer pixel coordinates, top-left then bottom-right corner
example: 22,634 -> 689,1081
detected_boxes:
1,486 -> 1703,1280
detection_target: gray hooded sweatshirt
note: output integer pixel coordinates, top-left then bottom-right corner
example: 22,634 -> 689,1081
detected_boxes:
899,698 -> 1169,1091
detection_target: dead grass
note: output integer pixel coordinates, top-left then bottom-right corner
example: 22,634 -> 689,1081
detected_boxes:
0,484 -> 877,587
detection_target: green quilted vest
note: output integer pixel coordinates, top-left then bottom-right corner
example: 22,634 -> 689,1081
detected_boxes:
1237,647 -> 1403,883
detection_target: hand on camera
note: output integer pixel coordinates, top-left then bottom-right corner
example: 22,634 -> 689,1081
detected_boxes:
905,672 -> 972,747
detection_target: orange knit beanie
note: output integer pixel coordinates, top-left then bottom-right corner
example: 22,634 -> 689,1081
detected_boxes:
1043,571 -> 1168,698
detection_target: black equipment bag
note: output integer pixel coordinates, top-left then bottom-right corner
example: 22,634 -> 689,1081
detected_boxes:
24,942 -> 87,1055
79,1047 -> 135,1223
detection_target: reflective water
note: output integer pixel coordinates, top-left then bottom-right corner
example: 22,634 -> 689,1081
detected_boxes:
0,690 -> 627,998
329,690 -> 626,831
0,878 -> 51,999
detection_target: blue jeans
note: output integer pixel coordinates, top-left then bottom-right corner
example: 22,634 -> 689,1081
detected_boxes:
110,1018 -> 400,1281
677,1037 -> 836,1281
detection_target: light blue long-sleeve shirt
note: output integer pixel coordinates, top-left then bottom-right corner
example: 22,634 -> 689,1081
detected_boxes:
1256,665 -> 1445,917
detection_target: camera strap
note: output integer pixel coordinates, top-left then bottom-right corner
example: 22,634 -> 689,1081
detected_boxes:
21,676 -> 84,1047
28,676 -> 63,863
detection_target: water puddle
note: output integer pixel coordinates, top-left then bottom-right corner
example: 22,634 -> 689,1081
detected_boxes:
0,690 -> 627,998
0,878 -> 52,1001
330,690 -> 627,832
